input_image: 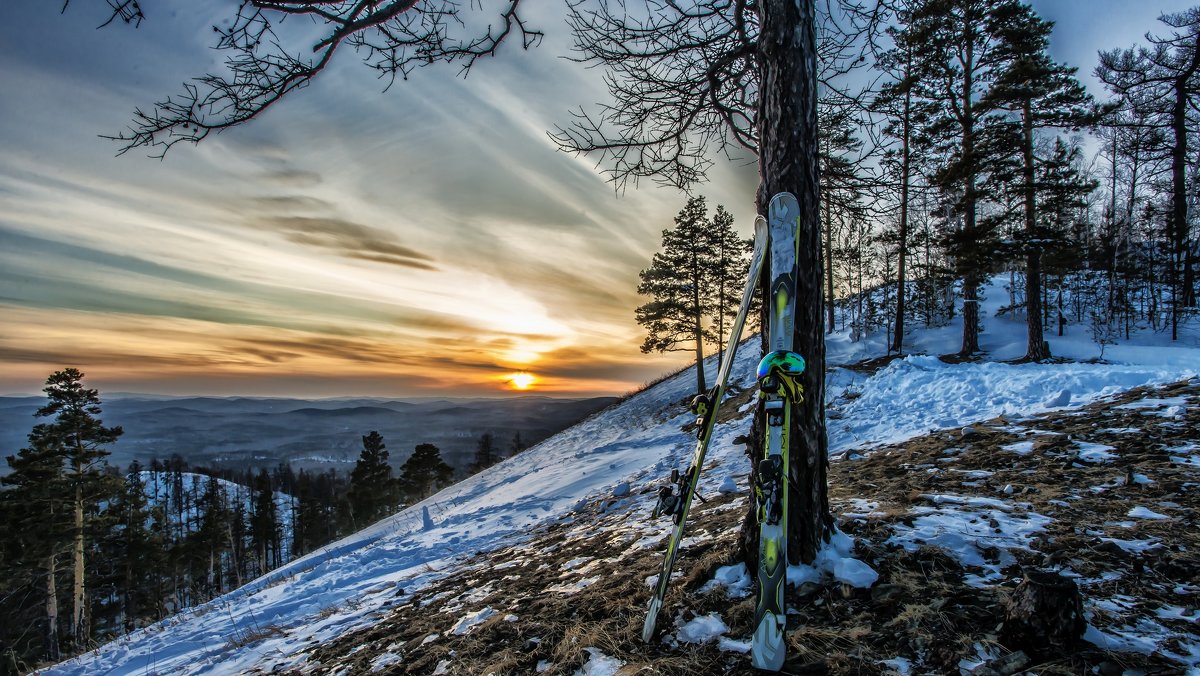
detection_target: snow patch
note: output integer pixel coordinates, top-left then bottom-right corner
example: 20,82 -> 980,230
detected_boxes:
449,607 -> 496,635
576,647 -> 625,676
675,613 -> 729,644
1127,506 -> 1170,520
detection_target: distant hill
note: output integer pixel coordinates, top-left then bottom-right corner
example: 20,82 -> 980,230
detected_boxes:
0,395 -> 618,475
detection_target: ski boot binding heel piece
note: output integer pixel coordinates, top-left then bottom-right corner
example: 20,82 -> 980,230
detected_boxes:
689,386 -> 719,438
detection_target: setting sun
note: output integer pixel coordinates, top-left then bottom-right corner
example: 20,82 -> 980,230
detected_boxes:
509,372 -> 536,390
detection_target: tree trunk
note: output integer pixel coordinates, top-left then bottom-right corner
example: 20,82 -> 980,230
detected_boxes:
742,0 -> 831,571
891,84 -> 912,354
1001,569 -> 1085,659
46,552 -> 60,661
1022,100 -> 1047,361
824,198 -> 835,333
73,483 -> 86,651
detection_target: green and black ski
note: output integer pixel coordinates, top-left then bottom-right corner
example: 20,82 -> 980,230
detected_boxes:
642,215 -> 769,643
751,192 -> 806,671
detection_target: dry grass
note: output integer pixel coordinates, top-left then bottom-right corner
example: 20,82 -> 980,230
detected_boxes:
265,378 -> 1198,676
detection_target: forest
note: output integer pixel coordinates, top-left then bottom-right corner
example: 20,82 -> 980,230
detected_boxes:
0,369 -> 525,667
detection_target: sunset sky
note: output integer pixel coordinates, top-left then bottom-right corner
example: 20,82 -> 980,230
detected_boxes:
0,0 -> 1193,398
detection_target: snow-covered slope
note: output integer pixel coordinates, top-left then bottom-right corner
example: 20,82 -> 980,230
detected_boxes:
44,275 -> 1200,675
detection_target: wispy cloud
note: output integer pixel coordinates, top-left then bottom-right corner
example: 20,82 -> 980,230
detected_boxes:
256,216 -> 437,271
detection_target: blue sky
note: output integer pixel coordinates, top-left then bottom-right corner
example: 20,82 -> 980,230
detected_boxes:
0,0 -> 1193,397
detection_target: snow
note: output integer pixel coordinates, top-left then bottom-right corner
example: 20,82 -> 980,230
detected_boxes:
787,529 -> 878,589
576,648 -> 625,676
449,607 -> 496,635
1076,441 -> 1118,463
675,613 -> 730,644
41,275 -> 1200,676
1127,506 -> 1170,520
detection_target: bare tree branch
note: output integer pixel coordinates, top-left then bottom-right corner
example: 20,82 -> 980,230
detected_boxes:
77,0 -> 542,156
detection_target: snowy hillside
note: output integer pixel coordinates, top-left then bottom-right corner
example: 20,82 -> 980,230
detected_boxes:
43,276 -> 1200,675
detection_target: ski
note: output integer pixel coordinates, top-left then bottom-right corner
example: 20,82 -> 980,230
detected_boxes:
752,192 -> 804,671
643,214 -> 769,643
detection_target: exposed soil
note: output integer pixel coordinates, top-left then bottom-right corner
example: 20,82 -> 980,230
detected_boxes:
268,379 -> 1198,675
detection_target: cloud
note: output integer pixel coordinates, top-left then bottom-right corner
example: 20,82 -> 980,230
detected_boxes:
256,216 -> 438,271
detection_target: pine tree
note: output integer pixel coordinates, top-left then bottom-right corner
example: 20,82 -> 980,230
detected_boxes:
2,434 -> 71,660
249,469 -> 279,575
636,196 -> 718,394
985,2 -> 1094,360
468,432 -> 498,474
347,431 -> 395,527
709,205 -> 751,364
1098,8 -> 1200,340
27,368 -> 122,651
509,431 -> 526,456
104,462 -> 163,633
901,0 -> 1020,355
397,444 -> 454,502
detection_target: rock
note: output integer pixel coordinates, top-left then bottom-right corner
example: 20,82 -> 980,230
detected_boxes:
961,426 -> 978,437
611,482 -> 630,498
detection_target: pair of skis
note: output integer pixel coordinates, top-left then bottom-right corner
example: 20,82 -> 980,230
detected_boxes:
643,193 -> 805,672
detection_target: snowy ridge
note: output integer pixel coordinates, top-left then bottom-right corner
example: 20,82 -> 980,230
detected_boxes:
43,274 -> 1200,674
46,340 -> 762,675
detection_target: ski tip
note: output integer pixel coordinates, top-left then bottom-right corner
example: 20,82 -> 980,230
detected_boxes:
751,616 -> 787,671
642,597 -> 662,643
769,192 -> 799,209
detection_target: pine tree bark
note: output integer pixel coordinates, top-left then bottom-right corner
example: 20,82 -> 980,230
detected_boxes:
46,551 -> 60,661
742,0 -> 831,569
72,483 -> 85,651
1022,100 -> 1048,361
891,85 -> 912,355
1001,569 -> 1085,659
824,199 -> 835,333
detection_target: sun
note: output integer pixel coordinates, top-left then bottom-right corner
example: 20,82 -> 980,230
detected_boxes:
509,372 -> 537,390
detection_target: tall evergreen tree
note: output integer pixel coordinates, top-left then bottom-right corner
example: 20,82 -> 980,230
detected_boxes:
347,431 -> 395,527
985,2 -> 1094,360
28,368 -> 122,651
901,0 -> 1019,355
104,462 -> 163,633
709,205 -> 752,363
468,432 -> 498,475
1098,8 -> 1200,339
397,444 -> 454,502
249,469 -> 279,575
636,196 -> 719,394
2,434 -> 71,660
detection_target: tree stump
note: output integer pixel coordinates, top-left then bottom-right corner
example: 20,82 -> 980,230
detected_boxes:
1000,569 -> 1085,658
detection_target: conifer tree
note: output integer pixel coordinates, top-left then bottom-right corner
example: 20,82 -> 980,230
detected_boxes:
249,469 -> 279,575
901,0 -> 1019,355
709,205 -> 751,362
104,461 -> 163,633
397,444 -> 454,502
1098,8 -> 1200,340
347,431 -> 395,527
636,196 -> 718,394
28,368 -> 122,651
468,432 -> 498,475
986,2 -> 1094,360
509,431 -> 526,456
2,434 -> 71,660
